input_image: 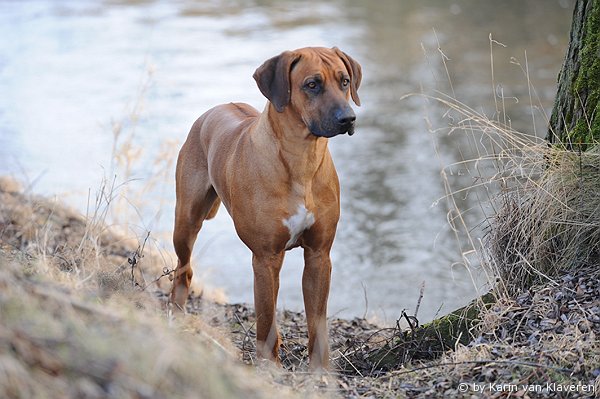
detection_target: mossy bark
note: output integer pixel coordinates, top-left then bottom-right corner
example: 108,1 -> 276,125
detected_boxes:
365,292 -> 495,370
547,0 -> 600,149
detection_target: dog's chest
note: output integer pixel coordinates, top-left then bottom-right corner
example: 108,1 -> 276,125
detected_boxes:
282,204 -> 315,249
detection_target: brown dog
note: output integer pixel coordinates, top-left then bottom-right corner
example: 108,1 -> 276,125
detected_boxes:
170,47 -> 361,369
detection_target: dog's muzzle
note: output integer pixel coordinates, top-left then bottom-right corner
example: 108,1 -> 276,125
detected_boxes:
309,106 -> 356,138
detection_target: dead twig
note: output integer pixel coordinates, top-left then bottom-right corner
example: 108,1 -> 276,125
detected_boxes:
141,266 -> 173,291
128,231 -> 150,288
414,281 -> 425,318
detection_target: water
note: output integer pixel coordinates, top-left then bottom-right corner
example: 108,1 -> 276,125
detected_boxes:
0,0 -> 573,322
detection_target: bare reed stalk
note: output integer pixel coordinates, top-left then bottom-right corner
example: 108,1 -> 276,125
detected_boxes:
108,65 -> 154,234
105,65 -> 179,276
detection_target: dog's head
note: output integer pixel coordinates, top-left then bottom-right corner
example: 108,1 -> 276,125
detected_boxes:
253,47 -> 362,138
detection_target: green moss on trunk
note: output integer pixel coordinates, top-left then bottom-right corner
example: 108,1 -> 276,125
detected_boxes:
363,292 -> 496,370
549,0 -> 600,149
572,0 -> 600,146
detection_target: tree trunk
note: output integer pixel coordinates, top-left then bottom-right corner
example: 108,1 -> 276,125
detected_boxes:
547,0 -> 600,150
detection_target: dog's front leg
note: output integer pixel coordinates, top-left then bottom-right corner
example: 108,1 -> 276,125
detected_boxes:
252,252 -> 284,363
302,247 -> 332,370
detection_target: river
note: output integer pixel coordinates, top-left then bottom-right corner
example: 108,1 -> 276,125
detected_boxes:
0,0 -> 573,322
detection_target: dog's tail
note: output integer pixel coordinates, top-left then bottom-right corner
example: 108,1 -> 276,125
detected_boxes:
206,198 -> 221,220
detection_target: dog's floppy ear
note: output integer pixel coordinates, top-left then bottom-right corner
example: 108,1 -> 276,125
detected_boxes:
333,47 -> 362,106
253,51 -> 301,113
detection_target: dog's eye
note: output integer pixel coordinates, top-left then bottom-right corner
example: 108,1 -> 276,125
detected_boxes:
306,81 -> 317,89
341,78 -> 350,87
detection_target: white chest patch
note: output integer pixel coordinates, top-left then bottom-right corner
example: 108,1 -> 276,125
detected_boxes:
282,204 -> 315,249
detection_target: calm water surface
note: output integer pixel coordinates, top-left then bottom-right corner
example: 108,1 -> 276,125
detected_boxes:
0,0 -> 573,321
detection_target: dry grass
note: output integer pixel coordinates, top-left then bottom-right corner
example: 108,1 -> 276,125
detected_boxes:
420,34 -> 600,295
421,84 -> 600,291
0,259 -> 256,399
488,145 -> 600,293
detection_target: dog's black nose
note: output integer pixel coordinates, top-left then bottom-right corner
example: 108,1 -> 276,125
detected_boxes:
338,114 -> 356,125
335,108 -> 356,126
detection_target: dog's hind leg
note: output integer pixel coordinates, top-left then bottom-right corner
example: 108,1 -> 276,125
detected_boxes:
170,151 -> 219,311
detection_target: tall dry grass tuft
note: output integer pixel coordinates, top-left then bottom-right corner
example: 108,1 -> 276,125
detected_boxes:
488,145 -> 600,292
419,29 -> 599,295
427,90 -> 600,294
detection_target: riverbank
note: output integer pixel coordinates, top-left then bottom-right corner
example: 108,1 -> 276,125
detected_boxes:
1,177 -> 598,398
